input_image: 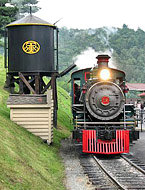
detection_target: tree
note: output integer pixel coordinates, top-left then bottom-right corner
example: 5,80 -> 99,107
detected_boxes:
11,0 -> 40,18
109,25 -> 145,83
0,0 -> 18,36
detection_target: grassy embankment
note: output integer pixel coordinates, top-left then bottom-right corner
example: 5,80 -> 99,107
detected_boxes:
0,55 -> 72,190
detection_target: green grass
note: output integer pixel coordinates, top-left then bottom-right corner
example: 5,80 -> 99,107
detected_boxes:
0,55 -> 72,190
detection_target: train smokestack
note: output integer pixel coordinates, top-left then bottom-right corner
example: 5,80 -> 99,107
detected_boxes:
96,55 -> 110,68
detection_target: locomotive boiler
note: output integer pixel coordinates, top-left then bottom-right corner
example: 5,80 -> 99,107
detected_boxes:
71,55 -> 139,154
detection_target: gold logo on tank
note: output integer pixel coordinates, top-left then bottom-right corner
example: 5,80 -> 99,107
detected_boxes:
22,40 -> 40,54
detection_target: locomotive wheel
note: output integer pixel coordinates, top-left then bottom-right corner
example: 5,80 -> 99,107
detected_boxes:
85,81 -> 125,120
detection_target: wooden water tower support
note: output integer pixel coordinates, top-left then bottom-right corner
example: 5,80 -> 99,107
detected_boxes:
17,72 -> 58,128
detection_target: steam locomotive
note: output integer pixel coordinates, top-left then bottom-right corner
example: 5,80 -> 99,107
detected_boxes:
71,55 -> 139,154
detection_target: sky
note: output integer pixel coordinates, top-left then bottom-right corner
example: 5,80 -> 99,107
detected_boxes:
35,0 -> 145,30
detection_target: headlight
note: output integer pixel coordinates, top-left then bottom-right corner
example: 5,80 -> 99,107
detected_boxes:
100,69 -> 110,80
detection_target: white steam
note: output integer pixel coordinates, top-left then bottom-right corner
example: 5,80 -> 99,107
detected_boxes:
74,47 -> 116,69
74,48 -> 96,69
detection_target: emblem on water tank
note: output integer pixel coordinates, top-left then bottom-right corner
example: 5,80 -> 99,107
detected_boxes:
22,40 -> 40,54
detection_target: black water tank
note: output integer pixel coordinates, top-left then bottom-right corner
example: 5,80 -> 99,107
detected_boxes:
7,14 -> 58,74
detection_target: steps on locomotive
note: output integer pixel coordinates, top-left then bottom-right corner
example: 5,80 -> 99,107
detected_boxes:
72,104 -> 86,114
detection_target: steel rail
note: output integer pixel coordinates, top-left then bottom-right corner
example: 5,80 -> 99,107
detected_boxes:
93,155 -> 127,190
121,154 -> 145,175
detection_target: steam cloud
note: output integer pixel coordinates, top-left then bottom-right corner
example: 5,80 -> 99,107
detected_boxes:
74,47 -> 116,69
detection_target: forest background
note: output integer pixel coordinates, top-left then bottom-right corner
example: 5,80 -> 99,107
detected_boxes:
0,0 -> 145,93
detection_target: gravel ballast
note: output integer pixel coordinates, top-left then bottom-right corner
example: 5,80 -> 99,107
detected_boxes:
60,138 -> 95,190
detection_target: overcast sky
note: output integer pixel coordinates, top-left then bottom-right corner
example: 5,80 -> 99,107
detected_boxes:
35,0 -> 145,30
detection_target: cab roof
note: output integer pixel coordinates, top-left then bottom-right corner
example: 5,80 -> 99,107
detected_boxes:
71,67 -> 125,77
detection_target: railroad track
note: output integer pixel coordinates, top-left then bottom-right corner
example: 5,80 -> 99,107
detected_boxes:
80,154 -> 145,190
